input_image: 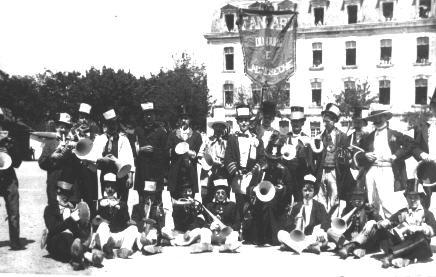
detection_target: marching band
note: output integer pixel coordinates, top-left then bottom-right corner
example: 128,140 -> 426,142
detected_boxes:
2,92 -> 436,270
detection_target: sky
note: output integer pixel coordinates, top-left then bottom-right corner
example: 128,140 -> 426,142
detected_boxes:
0,0 -> 223,77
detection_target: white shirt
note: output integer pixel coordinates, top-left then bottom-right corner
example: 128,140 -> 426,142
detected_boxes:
373,124 -> 391,163
238,131 -> 251,168
302,199 -> 313,228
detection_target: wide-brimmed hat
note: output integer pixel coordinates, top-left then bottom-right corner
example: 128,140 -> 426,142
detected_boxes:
79,103 -> 92,114
321,103 -> 340,122
235,104 -> 251,120
208,106 -> 229,128
56,112 -> 72,126
103,109 -> 118,121
264,132 -> 285,159
290,106 -> 305,121
364,103 -> 392,121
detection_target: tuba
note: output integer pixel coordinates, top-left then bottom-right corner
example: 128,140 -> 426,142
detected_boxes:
252,180 -> 276,202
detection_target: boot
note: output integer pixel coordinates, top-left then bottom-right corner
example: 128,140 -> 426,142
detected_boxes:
219,241 -> 242,253
305,244 -> 321,255
338,242 -> 357,259
116,248 -> 132,259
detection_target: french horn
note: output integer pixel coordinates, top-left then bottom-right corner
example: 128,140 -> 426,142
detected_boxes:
281,144 -> 296,161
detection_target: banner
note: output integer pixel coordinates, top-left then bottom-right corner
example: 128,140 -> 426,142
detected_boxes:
237,9 -> 297,86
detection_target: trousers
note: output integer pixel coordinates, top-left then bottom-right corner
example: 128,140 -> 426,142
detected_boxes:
0,169 -> 20,244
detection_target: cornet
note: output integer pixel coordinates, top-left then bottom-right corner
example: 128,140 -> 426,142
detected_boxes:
329,207 -> 358,237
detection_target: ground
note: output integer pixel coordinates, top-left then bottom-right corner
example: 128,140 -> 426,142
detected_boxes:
1,162 -> 435,276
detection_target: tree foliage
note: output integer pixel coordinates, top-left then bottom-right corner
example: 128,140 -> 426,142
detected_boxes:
402,107 -> 432,130
333,82 -> 377,118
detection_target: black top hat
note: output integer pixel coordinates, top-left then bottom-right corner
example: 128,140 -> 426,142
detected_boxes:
349,183 -> 366,198
404,179 -> 425,198
261,101 -> 277,116
264,132 -> 285,159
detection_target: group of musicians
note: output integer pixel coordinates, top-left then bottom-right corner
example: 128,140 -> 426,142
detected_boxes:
1,91 -> 436,270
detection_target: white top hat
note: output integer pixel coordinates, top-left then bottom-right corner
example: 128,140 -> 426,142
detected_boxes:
141,102 -> 154,111
236,106 -> 250,117
79,103 -> 92,114
103,109 -> 117,120
58,113 -> 72,125
304,174 -> 317,184
290,106 -> 305,120
57,180 -> 73,190
321,103 -> 341,120
208,107 -> 229,128
213,179 -> 228,187
103,173 -> 117,182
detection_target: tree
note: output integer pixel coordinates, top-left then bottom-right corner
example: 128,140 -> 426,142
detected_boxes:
402,107 -> 432,131
333,81 -> 377,118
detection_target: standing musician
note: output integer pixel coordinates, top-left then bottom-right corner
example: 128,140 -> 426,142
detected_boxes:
330,185 -> 382,259
134,102 -> 168,210
278,174 -> 330,254
198,106 -> 228,204
314,103 -> 351,213
354,103 -> 414,218
166,105 -> 203,199
93,109 -> 135,203
39,112 -> 77,206
91,173 -> 139,259
0,107 -> 26,250
41,177 -> 94,270
250,133 -> 294,246
224,104 -> 264,242
206,174 -> 241,252
255,101 -> 280,148
282,106 -> 315,201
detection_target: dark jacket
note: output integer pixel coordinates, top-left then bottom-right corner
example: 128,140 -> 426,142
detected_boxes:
341,204 -> 383,239
134,124 -> 168,191
286,200 -> 330,235
43,204 -> 87,240
172,204 -> 206,232
131,202 -> 164,233
96,200 -> 131,233
389,207 -> 436,239
355,129 -> 415,191
206,201 -> 240,231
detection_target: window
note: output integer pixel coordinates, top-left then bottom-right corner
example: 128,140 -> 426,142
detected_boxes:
310,122 -> 321,137
312,42 -> 322,67
224,83 -> 234,107
379,79 -> 391,104
382,2 -> 393,21
224,47 -> 234,71
314,7 -> 324,25
347,5 -> 358,24
251,83 -> 261,106
278,83 -> 290,107
345,41 -> 356,66
416,37 -> 429,63
311,80 -> 322,106
344,80 -> 356,91
224,14 -> 235,31
419,0 -> 431,18
380,39 -> 392,64
415,78 -> 428,105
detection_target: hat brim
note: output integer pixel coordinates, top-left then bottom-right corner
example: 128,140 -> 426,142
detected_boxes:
207,120 -> 229,128
321,111 -> 339,121
56,120 -> 72,126
364,111 -> 392,121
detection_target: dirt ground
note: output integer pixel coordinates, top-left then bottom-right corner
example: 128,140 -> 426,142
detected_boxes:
1,161 -> 435,277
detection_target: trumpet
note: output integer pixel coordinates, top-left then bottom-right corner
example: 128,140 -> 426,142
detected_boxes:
290,204 -> 306,242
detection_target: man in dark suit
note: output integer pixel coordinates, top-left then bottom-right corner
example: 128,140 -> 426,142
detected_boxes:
314,103 -> 351,213
355,103 -> 416,218
278,174 -> 330,254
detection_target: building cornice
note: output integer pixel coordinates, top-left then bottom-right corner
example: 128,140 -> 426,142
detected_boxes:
204,18 -> 436,42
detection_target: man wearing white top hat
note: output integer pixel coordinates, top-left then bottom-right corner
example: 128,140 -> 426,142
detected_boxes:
283,106 -> 314,202
134,102 -> 168,208
254,101 -> 280,148
166,105 -> 203,199
313,103 -> 351,213
354,103 -> 415,219
74,103 -> 101,141
224,104 -> 265,242
39,112 -> 77,206
0,107 -> 26,250
92,108 -> 135,203
198,106 -> 229,204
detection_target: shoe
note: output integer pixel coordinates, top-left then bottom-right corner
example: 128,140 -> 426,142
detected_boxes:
279,244 -> 290,251
142,245 -> 163,255
352,248 -> 366,259
70,260 -> 85,271
116,248 -> 132,259
219,241 -> 242,253
10,240 -> 25,251
338,242 -> 357,259
305,244 -> 321,255
40,229 -> 49,249
160,239 -> 172,247
381,256 -> 392,269
191,243 -> 213,254
391,258 -> 410,268
102,237 -> 116,259
338,247 -> 349,259
85,250 -> 104,267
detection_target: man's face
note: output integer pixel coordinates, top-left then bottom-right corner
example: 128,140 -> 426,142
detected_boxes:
371,115 -> 388,128
78,113 -> 90,125
56,122 -> 71,137
291,119 -> 304,134
406,194 -> 421,210
262,114 -> 274,128
181,187 -> 193,199
302,185 -> 315,201
323,115 -> 336,131
237,117 -> 250,132
214,189 -> 227,202
104,183 -> 117,198
350,196 -> 365,208
180,116 -> 190,130
56,188 -> 72,204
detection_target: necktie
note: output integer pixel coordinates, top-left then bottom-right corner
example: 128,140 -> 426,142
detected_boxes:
236,132 -> 249,138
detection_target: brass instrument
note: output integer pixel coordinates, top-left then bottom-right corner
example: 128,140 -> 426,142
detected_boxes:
175,142 -> 190,155
253,180 -> 276,202
329,207 -> 358,236
277,204 -> 307,254
0,131 -> 13,170
301,135 -> 324,154
281,144 -> 297,161
30,131 -> 57,142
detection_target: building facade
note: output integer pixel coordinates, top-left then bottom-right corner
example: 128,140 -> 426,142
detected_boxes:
204,0 -> 436,136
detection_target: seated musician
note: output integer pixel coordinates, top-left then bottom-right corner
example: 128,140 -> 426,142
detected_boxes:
165,178 -> 213,253
91,173 -> 139,259
206,175 -> 242,252
131,180 -> 164,255
41,177 -> 96,270
278,174 -> 330,254
250,133 -> 294,246
341,181 -> 436,268
329,185 -> 382,259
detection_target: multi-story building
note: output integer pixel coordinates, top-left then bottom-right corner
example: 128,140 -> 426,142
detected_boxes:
204,0 -> 436,136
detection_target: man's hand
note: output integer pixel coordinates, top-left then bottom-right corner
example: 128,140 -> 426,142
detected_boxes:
420,152 -> 431,162
140,145 -> 154,153
210,221 -> 221,231
365,152 -> 377,162
187,150 -> 197,159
